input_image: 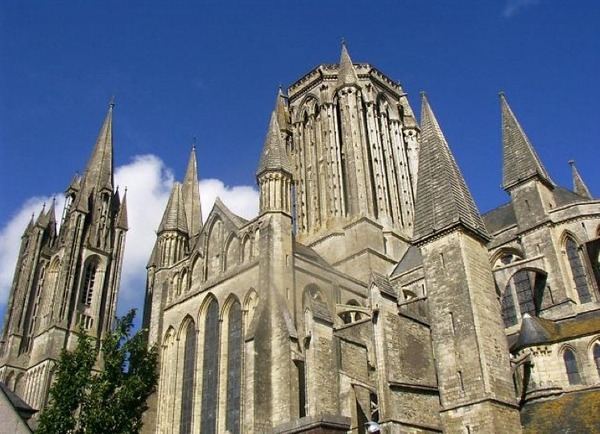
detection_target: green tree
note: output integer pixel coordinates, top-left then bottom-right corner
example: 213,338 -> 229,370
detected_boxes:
37,310 -> 159,434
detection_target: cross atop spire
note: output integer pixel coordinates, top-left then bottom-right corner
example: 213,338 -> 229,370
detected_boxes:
413,93 -> 488,242
569,160 -> 592,199
500,93 -> 553,191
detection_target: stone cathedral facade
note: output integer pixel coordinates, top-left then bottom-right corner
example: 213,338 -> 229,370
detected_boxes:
2,45 -> 600,433
141,45 -> 600,433
0,103 -> 128,414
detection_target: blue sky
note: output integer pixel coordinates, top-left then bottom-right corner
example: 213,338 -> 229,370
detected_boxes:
1,1 -> 599,321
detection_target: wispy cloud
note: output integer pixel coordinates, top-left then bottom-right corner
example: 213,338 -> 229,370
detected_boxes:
502,0 -> 540,18
0,155 -> 259,322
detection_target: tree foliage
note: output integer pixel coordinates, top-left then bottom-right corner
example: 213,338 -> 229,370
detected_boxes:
37,310 -> 159,434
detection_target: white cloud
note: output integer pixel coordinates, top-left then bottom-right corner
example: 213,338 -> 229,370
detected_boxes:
0,154 -> 259,323
502,0 -> 540,17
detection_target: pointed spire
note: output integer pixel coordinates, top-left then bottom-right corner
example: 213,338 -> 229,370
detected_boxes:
66,172 -> 81,195
413,93 -> 488,242
80,101 -> 115,194
116,188 -> 129,230
157,183 -> 188,234
256,112 -> 293,177
46,198 -> 57,228
569,160 -> 592,199
337,40 -> 359,87
182,145 -> 203,237
500,93 -> 553,191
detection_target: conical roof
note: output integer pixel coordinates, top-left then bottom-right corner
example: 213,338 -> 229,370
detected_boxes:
82,101 -> 114,192
182,145 -> 203,237
501,93 -> 553,191
275,87 -> 290,131
337,41 -> 359,87
157,183 -> 188,234
256,112 -> 293,176
116,189 -> 129,230
413,93 -> 488,242
569,160 -> 592,199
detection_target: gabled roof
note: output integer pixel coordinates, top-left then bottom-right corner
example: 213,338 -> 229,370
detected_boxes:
413,93 -> 488,242
501,93 -> 553,191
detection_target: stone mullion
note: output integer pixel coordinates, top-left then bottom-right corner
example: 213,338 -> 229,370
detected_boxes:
355,91 -> 374,217
307,116 -> 320,231
366,103 -> 389,222
328,103 -> 345,217
380,113 -> 402,227
315,112 -> 330,226
295,124 -> 309,233
391,120 -> 414,231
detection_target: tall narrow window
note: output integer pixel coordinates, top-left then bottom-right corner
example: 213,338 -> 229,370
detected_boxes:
226,301 -> 242,434
81,261 -> 98,306
200,299 -> 220,434
563,348 -> 582,385
593,343 -> 600,379
566,238 -> 592,303
501,288 -> 517,327
180,320 -> 196,434
296,361 -> 306,418
514,270 -> 535,316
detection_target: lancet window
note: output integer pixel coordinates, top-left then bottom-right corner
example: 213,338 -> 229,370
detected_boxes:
563,348 -> 582,385
200,298 -> 220,433
180,320 -> 196,434
225,300 -> 242,434
565,237 -> 592,303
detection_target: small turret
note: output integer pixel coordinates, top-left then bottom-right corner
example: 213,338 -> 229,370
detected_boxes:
569,160 -> 592,199
337,40 -> 359,87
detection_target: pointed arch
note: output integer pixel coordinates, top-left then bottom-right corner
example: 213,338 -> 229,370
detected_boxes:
563,233 -> 592,303
179,317 -> 196,434
491,247 -> 525,269
592,340 -> 600,379
191,252 -> 204,285
200,296 -> 220,433
179,268 -> 188,294
222,295 -> 243,434
224,234 -> 240,271
244,288 -> 259,333
500,268 -> 548,327
241,233 -> 252,263
206,217 -> 224,279
561,347 -> 582,385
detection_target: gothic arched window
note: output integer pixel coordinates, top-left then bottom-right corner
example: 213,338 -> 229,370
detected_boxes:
81,260 -> 98,306
563,348 -> 582,385
225,301 -> 242,434
200,298 -> 220,433
593,342 -> 600,379
565,237 -> 592,303
180,320 -> 196,434
501,288 -> 518,328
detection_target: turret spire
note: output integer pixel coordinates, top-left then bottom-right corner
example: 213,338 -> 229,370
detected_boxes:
116,188 -> 129,230
569,160 -> 592,199
80,101 -> 115,194
158,183 -> 188,234
337,40 -> 359,86
500,93 -> 553,191
182,144 -> 203,237
256,112 -> 293,177
413,93 -> 488,242
275,87 -> 290,132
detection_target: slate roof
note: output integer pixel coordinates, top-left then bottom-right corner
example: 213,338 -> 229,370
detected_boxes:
482,202 -> 517,234
413,93 -> 488,242
371,272 -> 396,298
501,93 -> 553,191
0,382 -> 36,416
391,246 -> 423,277
294,241 -> 333,269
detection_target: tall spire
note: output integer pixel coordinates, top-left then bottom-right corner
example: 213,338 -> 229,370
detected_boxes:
116,188 -> 129,230
182,145 -> 203,237
337,40 -> 359,86
413,93 -> 488,242
569,160 -> 592,199
275,86 -> 290,132
157,183 -> 188,234
256,112 -> 293,177
500,93 -> 553,191
81,100 -> 115,194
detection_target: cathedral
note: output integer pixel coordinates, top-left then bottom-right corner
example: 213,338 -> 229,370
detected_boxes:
1,44 -> 600,433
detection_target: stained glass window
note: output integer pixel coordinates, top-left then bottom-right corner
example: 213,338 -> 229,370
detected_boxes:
501,287 -> 517,327
514,270 -> 535,316
563,348 -> 582,385
200,299 -> 220,434
180,320 -> 196,434
566,238 -> 592,303
226,301 -> 242,434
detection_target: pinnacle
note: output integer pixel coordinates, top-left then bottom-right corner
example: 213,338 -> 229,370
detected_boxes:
569,160 -> 592,199
256,112 -> 293,177
337,40 -> 359,86
501,94 -> 553,191
413,93 -> 488,242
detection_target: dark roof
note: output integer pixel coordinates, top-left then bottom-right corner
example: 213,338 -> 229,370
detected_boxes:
501,94 -> 553,191
294,241 -> 333,269
0,382 -> 36,415
391,246 -> 423,276
553,185 -> 591,207
521,389 -> 600,434
482,201 -> 517,234
413,94 -> 488,242
511,309 -> 600,351
371,272 -> 396,298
